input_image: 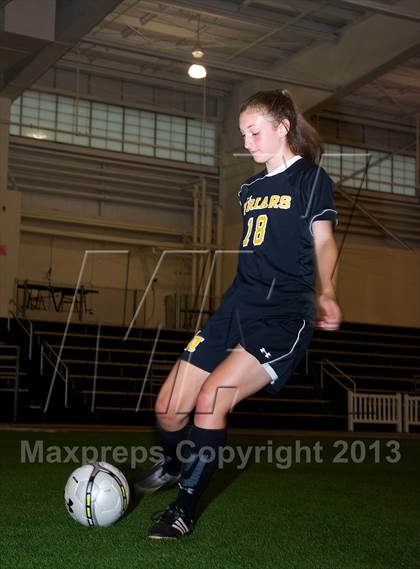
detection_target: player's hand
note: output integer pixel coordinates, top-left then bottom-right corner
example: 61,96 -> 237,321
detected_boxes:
315,293 -> 342,331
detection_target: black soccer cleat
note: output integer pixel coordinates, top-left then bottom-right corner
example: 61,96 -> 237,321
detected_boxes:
148,503 -> 194,540
135,456 -> 181,495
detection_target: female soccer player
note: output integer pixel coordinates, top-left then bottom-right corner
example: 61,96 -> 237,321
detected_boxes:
137,88 -> 342,539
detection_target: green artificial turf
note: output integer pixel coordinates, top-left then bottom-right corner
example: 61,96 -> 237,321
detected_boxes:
1,429 -> 419,569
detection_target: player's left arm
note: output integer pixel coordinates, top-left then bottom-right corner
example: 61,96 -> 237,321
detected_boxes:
312,220 -> 342,331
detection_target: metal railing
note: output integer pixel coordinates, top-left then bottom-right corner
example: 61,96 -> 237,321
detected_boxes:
333,140 -> 417,251
334,186 -> 414,251
0,345 -> 21,422
7,299 -> 33,360
40,341 -> 69,410
320,359 -> 356,393
319,359 -> 407,432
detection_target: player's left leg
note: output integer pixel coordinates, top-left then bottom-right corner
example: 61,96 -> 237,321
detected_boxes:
148,345 -> 272,539
193,343 -> 272,427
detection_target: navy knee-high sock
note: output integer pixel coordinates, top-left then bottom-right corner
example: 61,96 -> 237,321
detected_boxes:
156,420 -> 191,475
174,424 -> 226,519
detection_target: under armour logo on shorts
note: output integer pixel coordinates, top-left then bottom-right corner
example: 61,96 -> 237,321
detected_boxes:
260,347 -> 271,358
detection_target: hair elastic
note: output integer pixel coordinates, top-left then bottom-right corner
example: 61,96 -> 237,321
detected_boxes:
275,88 -> 284,96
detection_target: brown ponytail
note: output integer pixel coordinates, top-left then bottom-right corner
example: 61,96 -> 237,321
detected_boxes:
239,89 -> 323,164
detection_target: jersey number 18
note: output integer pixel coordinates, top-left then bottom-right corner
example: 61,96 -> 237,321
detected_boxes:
242,214 -> 268,247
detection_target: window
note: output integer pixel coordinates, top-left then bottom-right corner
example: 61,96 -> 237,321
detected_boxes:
10,90 -> 217,166
323,143 -> 416,196
187,119 -> 216,165
393,154 -> 416,196
20,91 -> 56,140
56,97 -> 90,146
156,115 -> 186,161
123,108 -> 155,156
10,95 -> 21,136
321,143 -> 340,183
91,103 -> 123,152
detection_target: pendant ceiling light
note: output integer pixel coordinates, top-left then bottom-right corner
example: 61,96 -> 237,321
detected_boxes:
188,16 -> 207,79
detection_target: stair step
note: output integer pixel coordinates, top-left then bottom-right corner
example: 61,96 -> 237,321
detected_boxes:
2,316 -> 420,430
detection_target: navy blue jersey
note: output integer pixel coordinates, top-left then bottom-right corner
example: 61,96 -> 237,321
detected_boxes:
221,156 -> 337,319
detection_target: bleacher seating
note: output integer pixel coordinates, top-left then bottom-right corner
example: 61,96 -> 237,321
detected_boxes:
309,322 -> 419,394
1,317 -> 419,430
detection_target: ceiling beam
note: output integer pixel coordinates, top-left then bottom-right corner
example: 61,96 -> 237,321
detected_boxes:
337,0 -> 420,23
225,3 -> 322,62
57,58 -> 230,98
98,18 -> 301,62
265,0 -> 420,112
313,109 -> 417,135
156,0 -> 339,41
307,39 -> 420,114
82,36 -> 335,92
1,0 -> 123,99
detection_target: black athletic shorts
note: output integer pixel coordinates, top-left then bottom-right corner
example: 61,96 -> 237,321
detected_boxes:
179,306 -> 314,394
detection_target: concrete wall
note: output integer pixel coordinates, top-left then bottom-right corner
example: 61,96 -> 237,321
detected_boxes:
18,233 -> 189,327
336,243 -> 420,327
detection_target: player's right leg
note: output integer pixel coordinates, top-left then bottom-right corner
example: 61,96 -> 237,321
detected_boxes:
155,358 -> 210,430
137,312 -> 233,495
135,359 -> 209,494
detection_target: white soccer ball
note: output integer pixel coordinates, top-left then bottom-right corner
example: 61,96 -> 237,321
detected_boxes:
64,462 -> 130,527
